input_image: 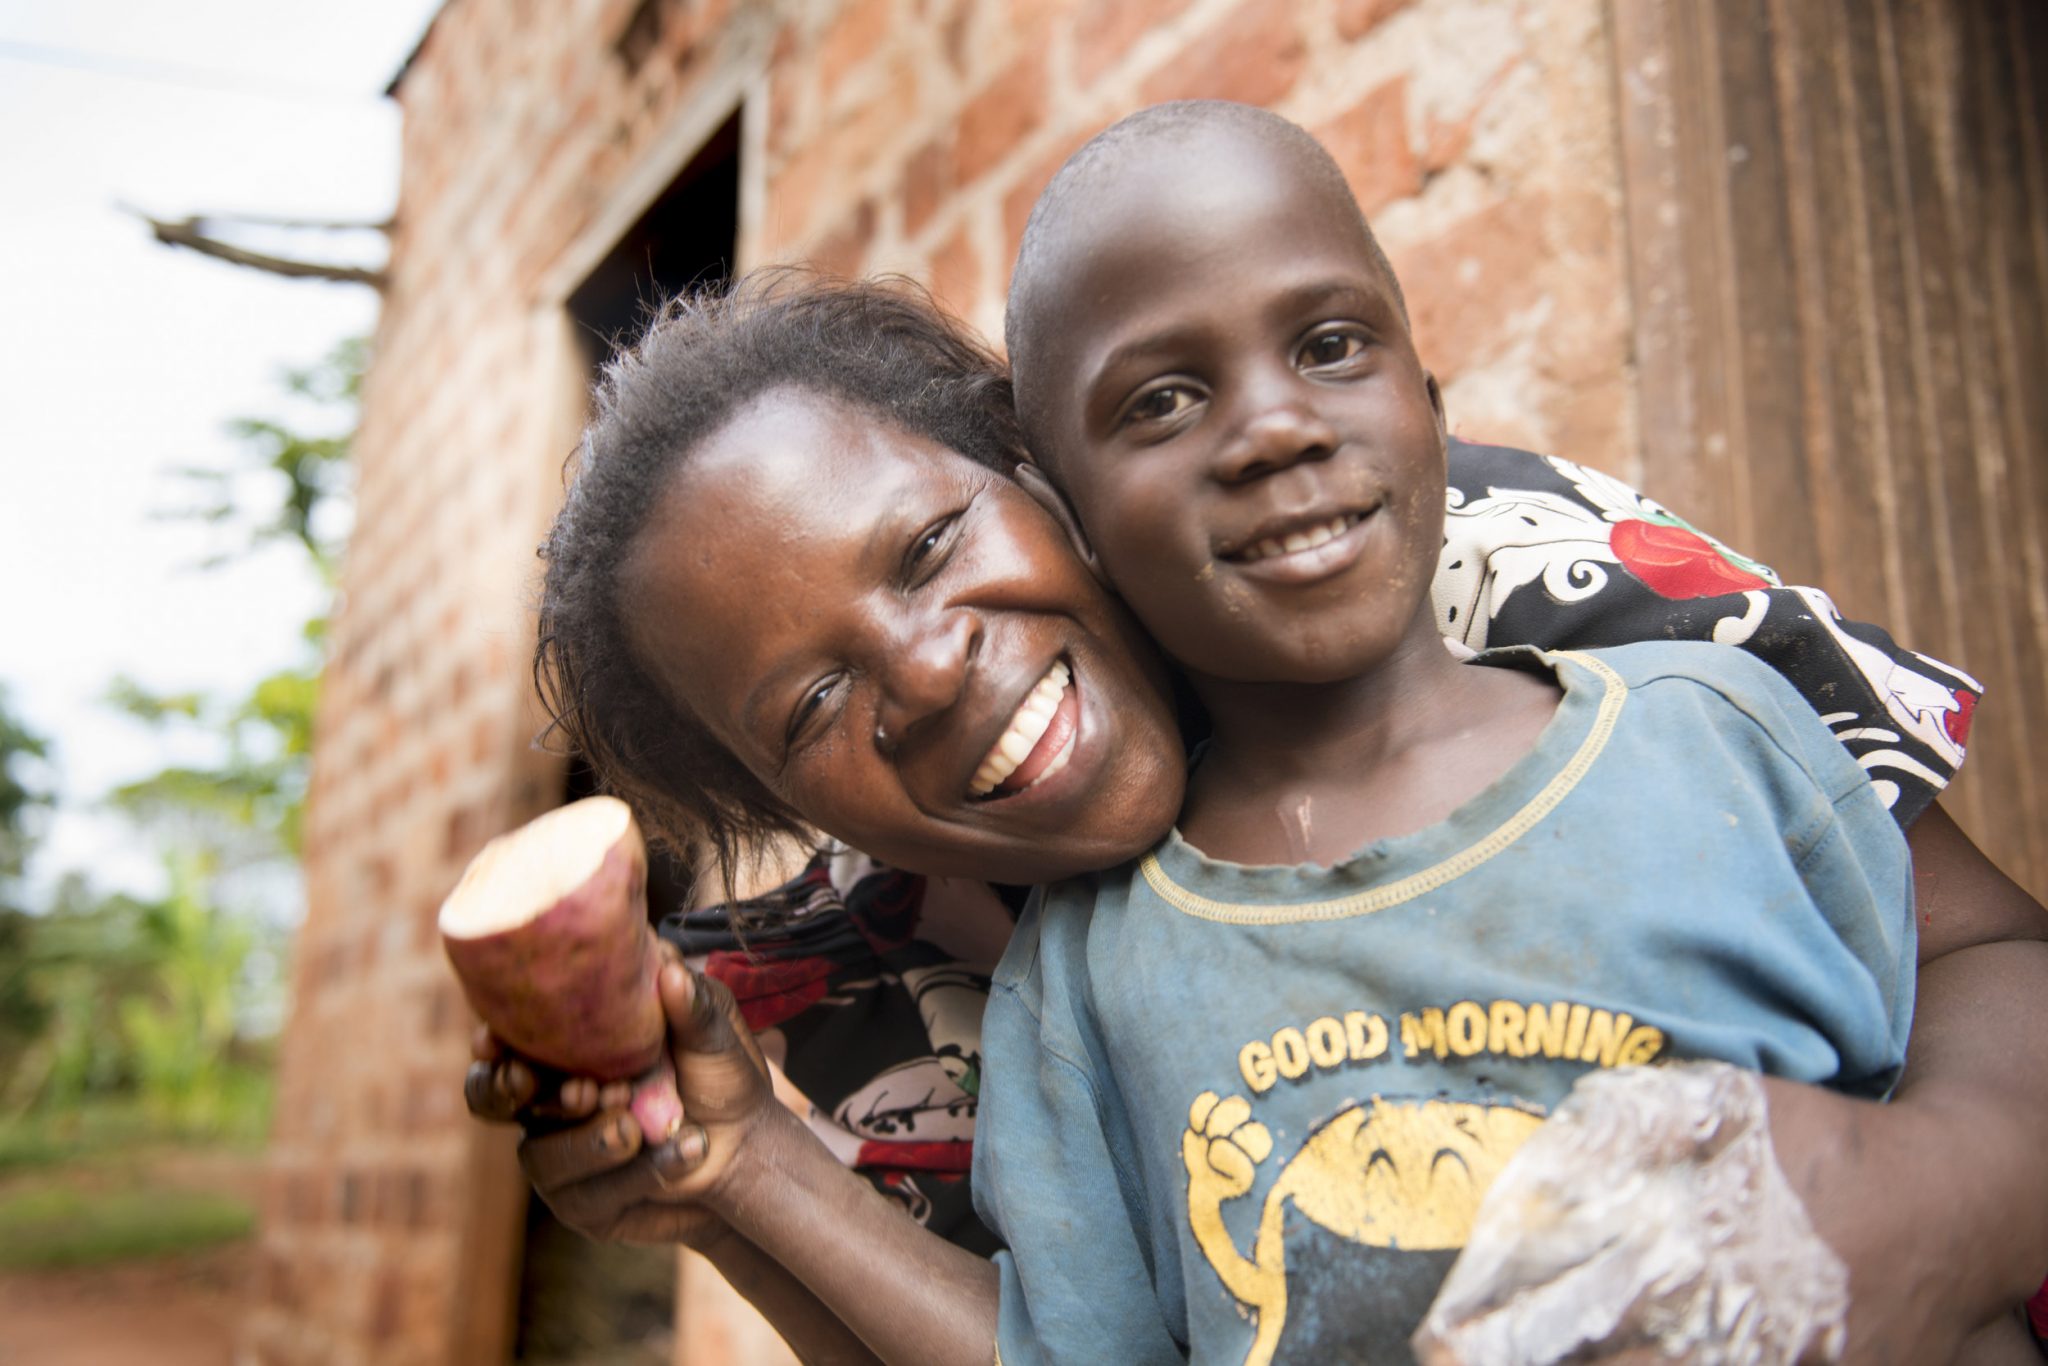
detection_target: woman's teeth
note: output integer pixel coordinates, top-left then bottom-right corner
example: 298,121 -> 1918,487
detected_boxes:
969,661 -> 1071,797
1237,512 -> 1364,564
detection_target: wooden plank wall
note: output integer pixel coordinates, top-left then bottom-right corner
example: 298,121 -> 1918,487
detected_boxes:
1613,0 -> 2048,901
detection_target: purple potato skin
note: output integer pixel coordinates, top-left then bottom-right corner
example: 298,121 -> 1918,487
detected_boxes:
442,822 -> 667,1081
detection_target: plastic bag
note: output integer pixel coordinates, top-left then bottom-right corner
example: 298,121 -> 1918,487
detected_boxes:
1413,1062 -> 1848,1365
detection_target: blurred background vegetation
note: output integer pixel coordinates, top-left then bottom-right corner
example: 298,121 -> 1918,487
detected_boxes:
0,338 -> 358,1268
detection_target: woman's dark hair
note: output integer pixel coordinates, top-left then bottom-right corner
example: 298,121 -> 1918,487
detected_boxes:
535,269 -> 1024,896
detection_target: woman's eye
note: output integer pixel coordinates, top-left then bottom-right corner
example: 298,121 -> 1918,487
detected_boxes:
906,515 -> 958,575
1300,330 -> 1367,369
1128,385 -> 1196,425
789,677 -> 838,744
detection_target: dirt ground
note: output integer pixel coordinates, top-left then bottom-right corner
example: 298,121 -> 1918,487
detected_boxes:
0,1146 -> 260,1365
0,1239 -> 251,1365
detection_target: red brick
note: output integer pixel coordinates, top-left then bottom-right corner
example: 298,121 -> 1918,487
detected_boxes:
1394,196 -> 1548,383
929,222 -> 980,317
1073,0 -> 1192,87
901,135 -> 953,238
817,0 -> 893,98
769,62 -> 920,245
339,1170 -> 365,1223
1313,77 -> 1419,216
810,198 -> 878,275
941,0 -> 973,72
370,1266 -> 407,1343
1337,0 -> 1417,41
1140,0 -> 1305,108
954,46 -> 1048,186
1423,57 -> 1522,173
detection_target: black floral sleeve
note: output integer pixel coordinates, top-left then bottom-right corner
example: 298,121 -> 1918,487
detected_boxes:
1438,438 -> 1979,827
677,440 -> 1986,1253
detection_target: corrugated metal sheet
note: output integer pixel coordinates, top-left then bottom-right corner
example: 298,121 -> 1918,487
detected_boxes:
1616,0 -> 2048,898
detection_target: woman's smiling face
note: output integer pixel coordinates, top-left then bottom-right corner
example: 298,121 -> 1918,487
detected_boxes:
618,386 -> 1187,885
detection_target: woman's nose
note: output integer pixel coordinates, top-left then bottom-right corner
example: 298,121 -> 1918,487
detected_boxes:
872,608 -> 981,753
1212,394 -> 1339,486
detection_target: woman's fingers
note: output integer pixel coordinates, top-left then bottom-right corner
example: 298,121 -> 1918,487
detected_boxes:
519,1111 -> 711,1195
519,1111 -> 716,1244
661,963 -> 768,1072
470,1024 -> 502,1063
558,1076 -> 600,1116
660,963 -> 728,1052
464,1054 -> 537,1123
650,1123 -> 710,1187
519,1109 -> 644,1195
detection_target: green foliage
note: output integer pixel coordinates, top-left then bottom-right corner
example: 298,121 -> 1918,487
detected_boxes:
0,1075 -> 271,1175
0,334 -> 359,1144
3,876 -> 162,1114
163,335 -> 363,581
101,665 -> 318,859
118,854 -> 253,1126
0,686 -> 51,889
0,1179 -> 255,1269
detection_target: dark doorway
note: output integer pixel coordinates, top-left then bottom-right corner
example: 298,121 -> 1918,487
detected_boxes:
512,107 -> 742,1366
567,111 -> 741,369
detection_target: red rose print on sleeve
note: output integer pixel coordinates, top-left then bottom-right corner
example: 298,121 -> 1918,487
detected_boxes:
1610,518 -> 1773,599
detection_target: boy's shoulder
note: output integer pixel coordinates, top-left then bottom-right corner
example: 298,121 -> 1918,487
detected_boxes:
1562,640 -> 1875,807
989,874 -> 1120,1027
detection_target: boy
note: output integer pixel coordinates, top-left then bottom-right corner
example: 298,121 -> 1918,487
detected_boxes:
973,100 -> 1916,1362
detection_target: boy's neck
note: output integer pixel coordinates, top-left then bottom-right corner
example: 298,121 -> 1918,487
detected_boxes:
1179,609 -> 1561,868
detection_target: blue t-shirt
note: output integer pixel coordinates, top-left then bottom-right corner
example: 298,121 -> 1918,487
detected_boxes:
975,642 -> 1915,1366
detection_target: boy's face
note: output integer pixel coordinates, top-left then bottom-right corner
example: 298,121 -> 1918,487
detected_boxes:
1025,131 -> 1448,687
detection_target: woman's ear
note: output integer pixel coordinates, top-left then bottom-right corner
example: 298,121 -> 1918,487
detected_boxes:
1013,459 -> 1107,584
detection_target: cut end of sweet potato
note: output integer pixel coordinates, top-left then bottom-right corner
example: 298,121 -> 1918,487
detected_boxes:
438,795 -> 664,1081
439,795 -> 636,940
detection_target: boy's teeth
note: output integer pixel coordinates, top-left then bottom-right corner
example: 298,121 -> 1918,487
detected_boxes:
1240,513 -> 1358,564
969,661 -> 1071,797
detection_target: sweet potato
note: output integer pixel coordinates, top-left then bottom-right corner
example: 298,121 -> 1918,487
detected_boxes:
439,795 -> 683,1143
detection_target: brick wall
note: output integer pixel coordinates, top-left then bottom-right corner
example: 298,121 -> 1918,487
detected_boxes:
246,2 -> 1632,1362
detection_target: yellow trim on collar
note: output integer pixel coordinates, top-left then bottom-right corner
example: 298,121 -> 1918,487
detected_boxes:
1139,650 -> 1627,925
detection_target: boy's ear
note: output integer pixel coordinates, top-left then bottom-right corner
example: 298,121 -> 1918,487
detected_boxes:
1013,459 -> 1107,582
1424,370 -> 1447,437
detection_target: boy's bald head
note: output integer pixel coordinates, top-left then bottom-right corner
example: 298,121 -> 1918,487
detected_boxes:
1005,101 -> 1407,461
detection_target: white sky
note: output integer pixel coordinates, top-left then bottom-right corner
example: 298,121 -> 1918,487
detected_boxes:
0,0 -> 441,900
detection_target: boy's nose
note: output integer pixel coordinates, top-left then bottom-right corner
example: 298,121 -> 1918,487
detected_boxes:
1212,399 -> 1339,486
872,607 -> 981,753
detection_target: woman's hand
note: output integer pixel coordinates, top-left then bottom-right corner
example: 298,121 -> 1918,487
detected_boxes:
637,958 -> 782,1204
460,1020 -> 728,1248
464,1024 -> 625,1125
461,972 -> 886,1363
515,1105 -> 733,1250
455,937 -> 782,1250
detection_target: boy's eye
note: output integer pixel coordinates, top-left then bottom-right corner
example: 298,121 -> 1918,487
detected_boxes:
1126,384 -> 1198,426
1299,330 -> 1368,369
